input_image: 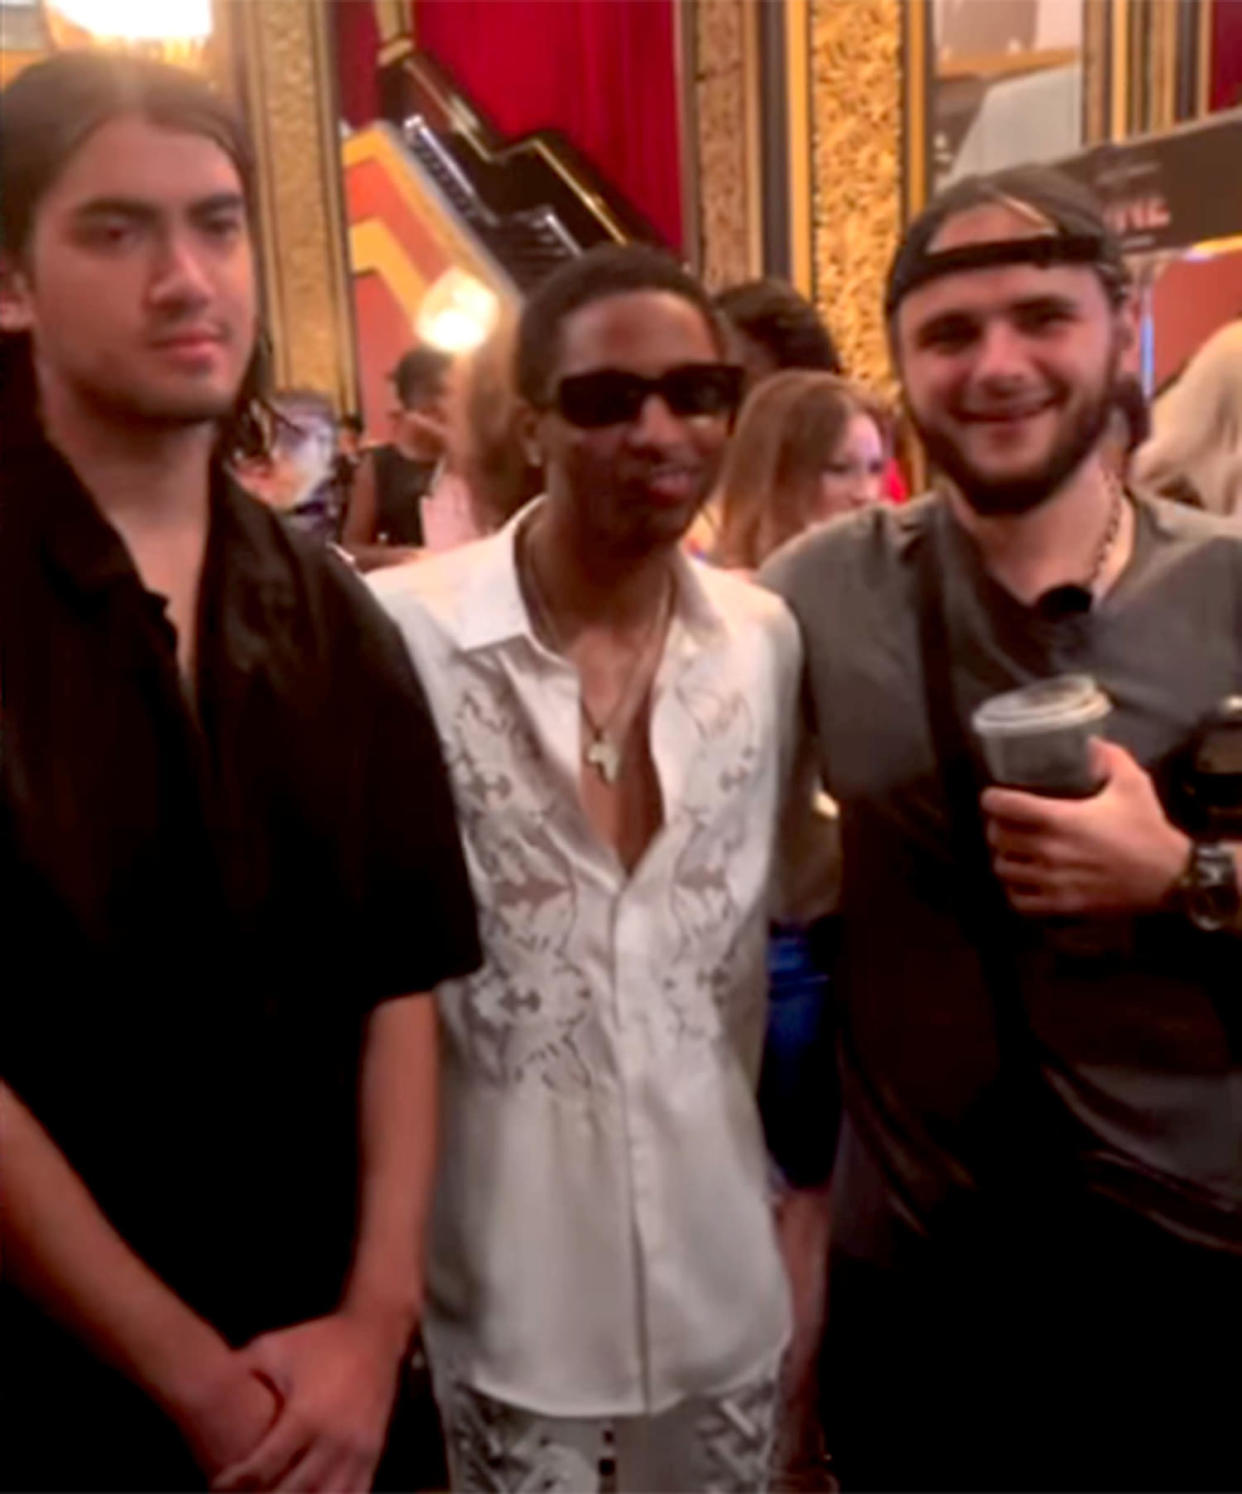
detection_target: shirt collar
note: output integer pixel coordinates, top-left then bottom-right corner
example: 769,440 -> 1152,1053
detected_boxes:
930,483 -> 1158,611
18,430 -> 296,631
206,465 -> 299,613
18,437 -> 135,598
455,497 -> 732,654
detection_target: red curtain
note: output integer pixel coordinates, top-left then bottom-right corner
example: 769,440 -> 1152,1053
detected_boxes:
412,0 -> 683,250
1210,0 -> 1242,111
333,0 -> 383,128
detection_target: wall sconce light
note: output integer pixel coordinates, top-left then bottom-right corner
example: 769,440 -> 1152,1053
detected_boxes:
415,267 -> 501,355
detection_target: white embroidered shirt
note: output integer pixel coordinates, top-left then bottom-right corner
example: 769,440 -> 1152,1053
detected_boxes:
371,505 -> 800,1416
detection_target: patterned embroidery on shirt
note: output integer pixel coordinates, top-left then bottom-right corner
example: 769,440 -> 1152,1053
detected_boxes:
655,678 -> 766,1056
676,677 -> 761,812
437,654 -> 774,1088
441,671 -> 599,1091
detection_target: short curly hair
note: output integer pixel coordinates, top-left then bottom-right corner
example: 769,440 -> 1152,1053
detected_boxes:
390,346 -> 453,409
515,244 -> 727,407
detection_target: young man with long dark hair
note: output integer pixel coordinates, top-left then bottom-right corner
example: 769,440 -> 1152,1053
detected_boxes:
0,52 -> 479,1492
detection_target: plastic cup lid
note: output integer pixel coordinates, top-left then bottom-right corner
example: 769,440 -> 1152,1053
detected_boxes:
972,674 -> 1112,737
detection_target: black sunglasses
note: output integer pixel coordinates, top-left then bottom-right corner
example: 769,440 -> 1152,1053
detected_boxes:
554,363 -> 744,429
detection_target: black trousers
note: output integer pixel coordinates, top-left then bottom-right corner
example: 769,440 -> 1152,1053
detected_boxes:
820,1205 -> 1242,1493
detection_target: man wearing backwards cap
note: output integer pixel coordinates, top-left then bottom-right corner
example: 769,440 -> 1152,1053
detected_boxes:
762,165 -> 1242,1491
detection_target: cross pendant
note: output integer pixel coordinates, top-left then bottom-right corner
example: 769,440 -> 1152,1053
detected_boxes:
585,734 -> 622,785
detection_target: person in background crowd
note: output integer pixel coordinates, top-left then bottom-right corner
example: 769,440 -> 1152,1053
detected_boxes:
339,407 -> 367,460
0,51 -> 479,1493
452,311 -> 544,534
420,313 -> 542,551
1133,318 -> 1242,516
335,407 -> 367,487
235,388 -> 345,542
343,345 -> 452,568
373,244 -> 800,1493
691,280 -> 856,557
712,371 -> 892,573
715,278 -> 843,391
764,163 -> 1242,1492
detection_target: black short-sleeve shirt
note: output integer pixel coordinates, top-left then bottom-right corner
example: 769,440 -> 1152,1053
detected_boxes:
1,431 -> 480,1486
762,494 -> 1242,1261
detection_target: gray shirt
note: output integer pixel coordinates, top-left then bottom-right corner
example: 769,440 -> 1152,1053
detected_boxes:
762,493 -> 1242,1260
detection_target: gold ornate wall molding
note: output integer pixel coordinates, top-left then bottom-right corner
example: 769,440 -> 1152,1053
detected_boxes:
809,0 -> 903,393
1148,0 -> 1179,132
785,0 -> 814,297
1083,0 -> 1110,144
373,0 -> 411,43
692,0 -> 761,291
226,0 -> 357,411
375,0 -> 414,63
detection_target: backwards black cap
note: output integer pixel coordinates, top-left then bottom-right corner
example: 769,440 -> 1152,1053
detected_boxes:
885,163 -> 1130,320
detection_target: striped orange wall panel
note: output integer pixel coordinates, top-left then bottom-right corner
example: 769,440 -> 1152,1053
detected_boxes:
351,267 -> 423,442
341,124 -> 515,436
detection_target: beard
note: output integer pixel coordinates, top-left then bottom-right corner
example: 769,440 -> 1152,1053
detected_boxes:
46,334 -> 253,436
913,357 -> 1120,517
98,388 -> 236,429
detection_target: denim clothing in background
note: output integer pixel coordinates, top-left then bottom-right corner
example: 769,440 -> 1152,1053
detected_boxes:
759,920 -> 841,1189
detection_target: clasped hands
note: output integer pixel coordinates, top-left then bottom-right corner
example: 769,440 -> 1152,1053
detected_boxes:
186,1306 -> 409,1494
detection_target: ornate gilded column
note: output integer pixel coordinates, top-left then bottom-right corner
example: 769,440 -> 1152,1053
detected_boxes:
1147,0 -> 1179,133
692,0 -> 762,291
809,0 -> 903,392
1083,0 -> 1111,144
216,0 -> 358,411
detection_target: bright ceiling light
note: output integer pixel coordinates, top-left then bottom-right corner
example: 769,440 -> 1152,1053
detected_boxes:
416,268 -> 501,355
50,0 -> 212,43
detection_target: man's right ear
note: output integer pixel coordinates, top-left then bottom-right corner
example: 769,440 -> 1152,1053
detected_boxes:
515,403 -> 545,470
0,256 -> 34,332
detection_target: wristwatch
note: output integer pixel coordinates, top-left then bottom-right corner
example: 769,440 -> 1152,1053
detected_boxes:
1176,841 -> 1242,932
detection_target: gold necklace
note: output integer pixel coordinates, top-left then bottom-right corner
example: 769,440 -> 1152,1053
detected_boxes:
1085,471 -> 1126,594
521,534 -> 672,786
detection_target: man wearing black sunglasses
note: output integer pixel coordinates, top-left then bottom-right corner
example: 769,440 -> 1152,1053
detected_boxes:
374,245 -> 803,1491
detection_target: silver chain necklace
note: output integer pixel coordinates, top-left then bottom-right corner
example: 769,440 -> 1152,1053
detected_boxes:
521,534 -> 672,786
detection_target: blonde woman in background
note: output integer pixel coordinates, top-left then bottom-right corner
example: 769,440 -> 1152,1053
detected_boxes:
712,370 -> 892,572
1133,319 -> 1242,517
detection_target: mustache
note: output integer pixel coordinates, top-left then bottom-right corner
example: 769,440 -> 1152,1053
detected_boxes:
622,455 -> 704,478
147,321 -> 229,343
957,397 -> 1057,421
953,381 -> 1065,421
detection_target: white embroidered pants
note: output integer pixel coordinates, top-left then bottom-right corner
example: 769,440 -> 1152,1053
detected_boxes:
431,1363 -> 778,1493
